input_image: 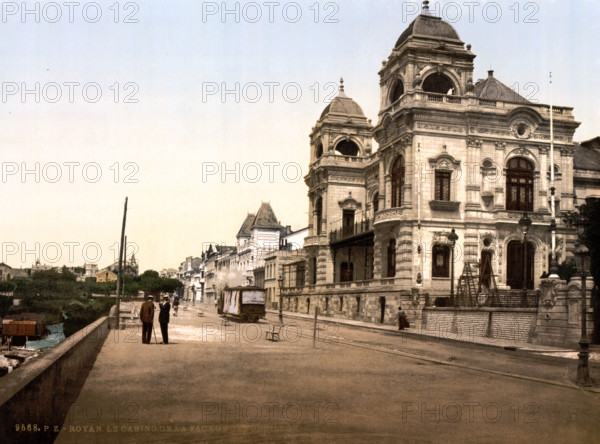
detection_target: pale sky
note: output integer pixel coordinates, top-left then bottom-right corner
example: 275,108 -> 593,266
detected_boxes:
1,0 -> 598,271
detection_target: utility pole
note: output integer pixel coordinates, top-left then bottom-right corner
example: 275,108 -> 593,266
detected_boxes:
116,197 -> 128,330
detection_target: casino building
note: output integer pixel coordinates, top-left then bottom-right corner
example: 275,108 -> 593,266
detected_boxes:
280,3 -> 600,333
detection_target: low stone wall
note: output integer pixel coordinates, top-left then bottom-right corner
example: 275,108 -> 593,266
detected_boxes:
422,308 -> 538,344
0,316 -> 109,444
283,286 -> 429,328
534,277 -> 594,348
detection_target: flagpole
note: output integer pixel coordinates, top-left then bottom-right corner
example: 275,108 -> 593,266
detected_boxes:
549,73 -> 559,278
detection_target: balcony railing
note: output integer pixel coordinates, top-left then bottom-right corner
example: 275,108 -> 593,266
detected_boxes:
329,218 -> 374,243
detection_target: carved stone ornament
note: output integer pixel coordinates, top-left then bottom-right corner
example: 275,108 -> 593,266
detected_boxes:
467,137 -> 482,148
338,192 -> 362,210
540,279 -> 558,308
432,231 -> 453,245
560,146 -> 574,157
411,287 -> 420,306
512,120 -> 533,139
428,152 -> 461,170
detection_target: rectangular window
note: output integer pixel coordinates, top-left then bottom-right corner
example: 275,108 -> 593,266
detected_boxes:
432,245 -> 450,277
435,171 -> 451,201
342,210 -> 355,236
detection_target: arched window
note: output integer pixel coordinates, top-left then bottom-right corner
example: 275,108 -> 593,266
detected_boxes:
387,239 -> 396,278
391,156 -> 405,208
315,197 -> 323,235
390,80 -> 404,103
372,192 -> 379,214
422,73 -> 455,95
506,157 -> 534,211
335,140 -> 359,156
315,143 -> 323,159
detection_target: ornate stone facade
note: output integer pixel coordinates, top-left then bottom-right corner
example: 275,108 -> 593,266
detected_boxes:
282,7 -> 598,336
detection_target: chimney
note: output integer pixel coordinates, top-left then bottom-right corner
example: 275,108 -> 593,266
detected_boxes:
488,70 -> 494,78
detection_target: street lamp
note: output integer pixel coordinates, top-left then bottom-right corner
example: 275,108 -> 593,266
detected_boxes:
574,213 -> 592,386
277,275 -> 284,324
548,218 -> 560,278
448,229 -> 459,306
519,212 -> 532,307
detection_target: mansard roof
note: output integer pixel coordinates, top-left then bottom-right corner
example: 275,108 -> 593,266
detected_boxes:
473,71 -> 530,104
574,138 -> 600,172
236,214 -> 255,238
251,203 -> 282,230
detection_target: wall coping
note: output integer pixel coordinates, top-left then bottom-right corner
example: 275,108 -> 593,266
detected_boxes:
424,307 -> 537,313
0,316 -> 108,406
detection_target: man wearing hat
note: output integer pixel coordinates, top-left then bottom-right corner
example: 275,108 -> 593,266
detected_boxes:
158,295 -> 171,344
139,295 -> 155,344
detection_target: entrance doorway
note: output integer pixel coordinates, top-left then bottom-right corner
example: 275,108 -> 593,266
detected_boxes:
379,297 -> 386,323
507,241 -> 535,290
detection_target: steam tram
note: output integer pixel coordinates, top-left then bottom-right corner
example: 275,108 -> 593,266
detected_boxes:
217,286 -> 266,323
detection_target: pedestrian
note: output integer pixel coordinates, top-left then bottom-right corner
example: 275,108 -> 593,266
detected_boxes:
159,295 -> 171,344
173,297 -> 179,317
394,306 -> 410,331
139,295 -> 155,344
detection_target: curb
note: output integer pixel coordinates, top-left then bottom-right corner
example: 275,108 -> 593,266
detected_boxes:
266,310 -> 581,355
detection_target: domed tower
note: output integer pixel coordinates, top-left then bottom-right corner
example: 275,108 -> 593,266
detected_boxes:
309,78 -> 373,164
304,79 -> 374,285
377,1 -> 475,124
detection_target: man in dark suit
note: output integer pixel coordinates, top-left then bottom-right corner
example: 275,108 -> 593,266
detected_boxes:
139,295 -> 155,344
158,295 -> 171,344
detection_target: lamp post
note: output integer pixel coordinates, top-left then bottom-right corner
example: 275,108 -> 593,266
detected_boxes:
519,212 -> 532,307
574,213 -> 592,386
448,229 -> 459,306
277,275 -> 284,324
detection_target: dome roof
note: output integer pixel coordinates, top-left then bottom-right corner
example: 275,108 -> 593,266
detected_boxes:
320,79 -> 366,120
395,14 -> 461,48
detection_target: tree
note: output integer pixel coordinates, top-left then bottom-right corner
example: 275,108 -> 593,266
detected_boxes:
563,198 -> 600,287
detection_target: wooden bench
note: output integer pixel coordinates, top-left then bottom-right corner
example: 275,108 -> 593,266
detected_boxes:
265,325 -> 281,342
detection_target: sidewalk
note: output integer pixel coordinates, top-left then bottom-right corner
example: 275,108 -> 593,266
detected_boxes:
267,309 -> 585,354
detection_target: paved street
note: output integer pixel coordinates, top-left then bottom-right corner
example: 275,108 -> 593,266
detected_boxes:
55,303 -> 600,443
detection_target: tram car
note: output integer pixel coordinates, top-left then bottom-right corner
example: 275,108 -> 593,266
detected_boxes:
217,286 -> 266,322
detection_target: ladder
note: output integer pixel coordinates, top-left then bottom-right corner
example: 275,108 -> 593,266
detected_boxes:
477,253 -> 499,306
457,262 -> 478,306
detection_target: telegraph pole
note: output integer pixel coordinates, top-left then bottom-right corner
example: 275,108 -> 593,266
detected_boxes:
116,197 -> 128,330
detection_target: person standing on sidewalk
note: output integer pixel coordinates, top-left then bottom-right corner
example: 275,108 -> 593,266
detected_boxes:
173,297 -> 179,317
139,295 -> 155,344
159,295 -> 171,344
393,306 -> 410,331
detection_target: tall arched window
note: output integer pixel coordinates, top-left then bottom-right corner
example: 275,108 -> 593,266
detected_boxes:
390,80 -> 404,103
372,192 -> 379,214
506,157 -> 534,211
315,197 -> 323,235
391,156 -> 405,208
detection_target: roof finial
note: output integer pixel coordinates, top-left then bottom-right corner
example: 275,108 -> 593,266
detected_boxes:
339,77 -> 345,92
422,0 -> 430,15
